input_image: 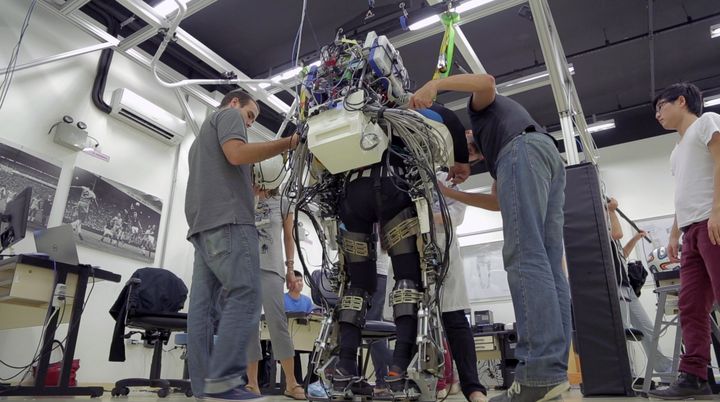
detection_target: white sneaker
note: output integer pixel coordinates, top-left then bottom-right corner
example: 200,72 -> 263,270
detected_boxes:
450,382 -> 461,395
437,388 -> 449,399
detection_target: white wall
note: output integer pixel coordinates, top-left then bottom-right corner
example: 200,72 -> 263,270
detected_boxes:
0,0 -> 205,383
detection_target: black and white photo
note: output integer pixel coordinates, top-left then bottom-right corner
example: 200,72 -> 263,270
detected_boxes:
62,167 -> 163,262
0,141 -> 60,229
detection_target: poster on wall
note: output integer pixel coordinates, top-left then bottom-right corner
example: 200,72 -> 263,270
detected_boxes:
62,167 -> 163,263
632,214 -> 676,266
460,238 -> 510,301
0,142 -> 61,229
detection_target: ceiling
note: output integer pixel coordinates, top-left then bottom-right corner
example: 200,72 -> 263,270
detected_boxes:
79,0 -> 720,163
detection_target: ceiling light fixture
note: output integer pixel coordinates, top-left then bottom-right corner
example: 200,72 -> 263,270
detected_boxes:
409,0 -> 497,31
711,23 -> 720,39
586,119 -> 615,133
705,94 -> 720,107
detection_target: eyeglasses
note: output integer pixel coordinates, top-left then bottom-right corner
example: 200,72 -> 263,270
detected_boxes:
655,100 -> 671,114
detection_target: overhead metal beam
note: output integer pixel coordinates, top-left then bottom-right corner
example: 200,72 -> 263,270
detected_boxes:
118,0 -> 217,51
444,65 -> 574,110
113,0 -> 291,115
0,42 -> 116,76
529,0 -> 596,165
392,0 -> 527,48
59,0 -> 91,15
453,25 -> 487,74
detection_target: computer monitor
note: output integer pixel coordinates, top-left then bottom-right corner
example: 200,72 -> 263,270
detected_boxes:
0,187 -> 32,252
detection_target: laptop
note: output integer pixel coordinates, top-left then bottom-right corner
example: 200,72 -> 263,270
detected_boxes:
33,225 -> 80,266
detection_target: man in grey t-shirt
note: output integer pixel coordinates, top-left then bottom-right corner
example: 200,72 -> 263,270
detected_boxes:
185,89 -> 298,401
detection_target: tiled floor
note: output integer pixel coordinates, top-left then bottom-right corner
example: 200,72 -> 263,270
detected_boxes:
0,386 -> 651,402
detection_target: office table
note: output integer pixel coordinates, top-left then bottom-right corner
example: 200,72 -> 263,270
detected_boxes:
0,255 -> 121,398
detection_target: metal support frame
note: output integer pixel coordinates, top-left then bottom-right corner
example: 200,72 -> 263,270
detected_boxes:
115,0 -> 291,115
529,0 -> 597,165
0,42 -> 116,76
444,64 -> 574,109
453,25 -> 487,74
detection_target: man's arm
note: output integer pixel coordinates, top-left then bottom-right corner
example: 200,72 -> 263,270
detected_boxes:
668,215 -> 681,262
222,135 -> 297,166
282,210 -> 296,289
439,181 -> 500,211
607,198 -> 623,241
623,231 -> 647,259
410,74 -> 496,111
707,132 -> 720,245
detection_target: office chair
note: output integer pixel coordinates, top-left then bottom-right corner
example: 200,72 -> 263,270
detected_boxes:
309,269 -> 396,378
109,268 -> 191,398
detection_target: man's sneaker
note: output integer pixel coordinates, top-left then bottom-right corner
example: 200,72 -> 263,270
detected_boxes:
203,386 -> 268,402
648,372 -> 713,400
489,381 -> 569,402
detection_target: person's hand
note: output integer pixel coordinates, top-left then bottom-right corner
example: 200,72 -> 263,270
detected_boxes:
447,162 -> 470,184
289,133 -> 300,150
408,81 -> 437,109
709,209 -> 720,246
667,233 -> 681,263
436,180 -> 451,196
607,197 -> 618,212
285,270 -> 295,290
634,230 -> 648,240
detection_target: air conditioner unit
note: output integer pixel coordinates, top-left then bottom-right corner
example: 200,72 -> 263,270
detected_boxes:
109,88 -> 187,146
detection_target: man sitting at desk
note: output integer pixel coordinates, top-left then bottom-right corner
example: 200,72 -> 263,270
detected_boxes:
285,270 -> 314,314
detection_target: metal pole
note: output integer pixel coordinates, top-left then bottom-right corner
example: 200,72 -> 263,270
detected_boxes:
0,42 -> 115,76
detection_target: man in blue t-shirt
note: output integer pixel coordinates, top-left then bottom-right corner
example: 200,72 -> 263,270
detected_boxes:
284,270 -> 313,313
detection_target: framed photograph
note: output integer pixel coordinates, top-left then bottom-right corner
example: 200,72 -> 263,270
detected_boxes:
62,167 -> 163,263
0,141 -> 61,229
632,214 -> 675,265
459,235 -> 510,301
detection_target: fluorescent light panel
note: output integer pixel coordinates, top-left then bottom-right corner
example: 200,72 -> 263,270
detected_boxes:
705,94 -> 720,107
586,119 -> 615,133
711,23 -> 720,39
409,0 -> 497,30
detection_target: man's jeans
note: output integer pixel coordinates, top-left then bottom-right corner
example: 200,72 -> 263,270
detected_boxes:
187,224 -> 262,395
495,133 -> 570,386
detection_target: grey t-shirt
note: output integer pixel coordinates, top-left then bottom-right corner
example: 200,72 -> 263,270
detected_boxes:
468,95 -> 551,179
256,196 -> 292,276
185,108 -> 255,237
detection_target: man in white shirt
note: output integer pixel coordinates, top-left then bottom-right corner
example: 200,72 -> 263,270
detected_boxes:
649,82 -> 720,399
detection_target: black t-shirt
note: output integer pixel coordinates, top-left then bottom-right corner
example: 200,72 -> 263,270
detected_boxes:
467,95 -> 549,178
610,240 -> 630,288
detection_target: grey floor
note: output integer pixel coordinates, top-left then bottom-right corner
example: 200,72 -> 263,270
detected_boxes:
0,386 -> 651,402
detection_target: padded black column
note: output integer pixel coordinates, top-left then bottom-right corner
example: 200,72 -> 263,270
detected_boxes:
563,163 -> 633,396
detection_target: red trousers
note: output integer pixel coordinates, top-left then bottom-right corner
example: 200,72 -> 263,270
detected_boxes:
678,220 -> 720,380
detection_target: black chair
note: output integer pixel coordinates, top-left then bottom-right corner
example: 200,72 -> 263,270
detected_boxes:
309,270 -> 396,378
109,268 -> 191,398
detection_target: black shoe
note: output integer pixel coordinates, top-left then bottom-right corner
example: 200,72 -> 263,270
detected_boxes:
648,372 -> 713,400
383,367 -> 419,400
331,367 -> 372,398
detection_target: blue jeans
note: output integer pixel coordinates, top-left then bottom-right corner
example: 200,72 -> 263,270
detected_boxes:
495,133 -> 570,386
187,224 -> 262,395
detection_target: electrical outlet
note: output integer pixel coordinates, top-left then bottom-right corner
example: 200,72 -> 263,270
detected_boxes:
126,338 -> 142,346
52,283 -> 67,308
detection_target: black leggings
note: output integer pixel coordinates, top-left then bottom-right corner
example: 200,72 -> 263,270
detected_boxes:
337,176 -> 421,374
442,310 -> 487,399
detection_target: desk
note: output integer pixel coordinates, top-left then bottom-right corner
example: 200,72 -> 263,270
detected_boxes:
0,255 -> 121,398
260,313 -> 324,352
